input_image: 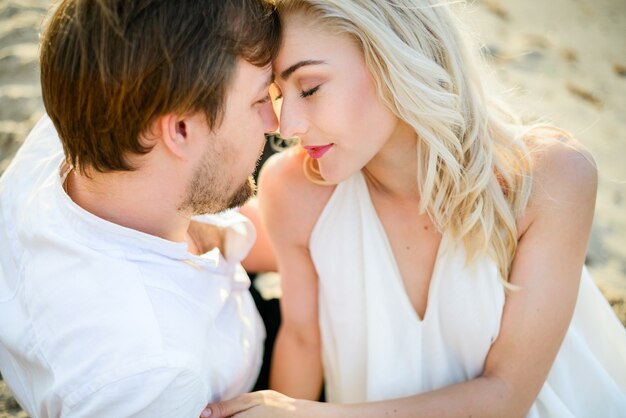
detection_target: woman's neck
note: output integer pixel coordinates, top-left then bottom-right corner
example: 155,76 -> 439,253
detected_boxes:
363,121 -> 421,202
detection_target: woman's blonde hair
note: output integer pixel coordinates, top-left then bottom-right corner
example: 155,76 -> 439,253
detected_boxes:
274,0 -> 566,284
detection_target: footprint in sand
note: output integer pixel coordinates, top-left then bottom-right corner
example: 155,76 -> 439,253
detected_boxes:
614,63 -> 626,78
566,82 -> 603,109
482,0 -> 510,21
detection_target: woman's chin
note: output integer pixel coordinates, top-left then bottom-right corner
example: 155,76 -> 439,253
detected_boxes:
318,164 -> 355,185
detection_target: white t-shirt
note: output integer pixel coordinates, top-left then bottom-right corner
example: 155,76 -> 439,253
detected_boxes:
0,116 -> 265,417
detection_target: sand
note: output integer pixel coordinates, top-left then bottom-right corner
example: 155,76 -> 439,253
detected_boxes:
0,0 -> 624,416
461,0 -> 626,323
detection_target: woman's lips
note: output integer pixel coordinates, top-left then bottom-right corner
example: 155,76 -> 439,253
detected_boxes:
303,144 -> 334,159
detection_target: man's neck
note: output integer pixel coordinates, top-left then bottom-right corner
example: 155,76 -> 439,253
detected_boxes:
64,164 -> 191,243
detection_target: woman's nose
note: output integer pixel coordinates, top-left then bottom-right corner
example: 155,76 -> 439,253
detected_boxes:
278,99 -> 308,140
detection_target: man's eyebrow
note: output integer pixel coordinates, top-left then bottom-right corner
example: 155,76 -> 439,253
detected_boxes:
279,60 -> 327,81
256,73 -> 275,96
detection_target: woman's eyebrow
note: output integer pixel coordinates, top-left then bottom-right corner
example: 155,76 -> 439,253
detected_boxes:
279,60 -> 327,81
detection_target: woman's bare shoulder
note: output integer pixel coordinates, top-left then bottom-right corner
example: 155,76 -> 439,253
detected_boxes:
518,130 -> 598,234
257,147 -> 336,246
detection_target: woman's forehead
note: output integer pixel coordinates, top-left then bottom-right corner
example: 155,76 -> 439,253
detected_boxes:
273,20 -> 355,74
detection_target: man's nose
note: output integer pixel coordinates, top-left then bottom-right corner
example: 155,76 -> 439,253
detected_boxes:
263,101 -> 279,133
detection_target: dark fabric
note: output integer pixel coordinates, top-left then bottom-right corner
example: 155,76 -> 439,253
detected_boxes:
249,278 -> 281,390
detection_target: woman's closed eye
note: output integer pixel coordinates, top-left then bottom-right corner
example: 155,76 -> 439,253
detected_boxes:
300,85 -> 321,98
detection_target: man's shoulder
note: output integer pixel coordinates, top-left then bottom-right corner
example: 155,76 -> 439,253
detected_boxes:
0,116 -> 65,264
0,115 -> 63,193
15,208 -> 233,350
23,248 -> 223,346
25,254 -> 161,344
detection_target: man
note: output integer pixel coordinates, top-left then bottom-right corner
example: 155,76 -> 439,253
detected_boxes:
0,0 -> 279,416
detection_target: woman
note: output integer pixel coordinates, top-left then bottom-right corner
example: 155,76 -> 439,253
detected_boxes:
205,0 -> 626,416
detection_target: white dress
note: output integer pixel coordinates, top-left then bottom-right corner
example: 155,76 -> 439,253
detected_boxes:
309,170 -> 626,417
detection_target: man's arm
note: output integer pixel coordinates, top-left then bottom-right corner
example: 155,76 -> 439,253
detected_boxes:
66,367 -> 207,418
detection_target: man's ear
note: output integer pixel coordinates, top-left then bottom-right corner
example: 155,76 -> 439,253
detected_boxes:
157,113 -> 189,160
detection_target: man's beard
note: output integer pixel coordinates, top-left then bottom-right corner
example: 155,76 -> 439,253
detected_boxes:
180,151 -> 258,215
224,176 -> 256,209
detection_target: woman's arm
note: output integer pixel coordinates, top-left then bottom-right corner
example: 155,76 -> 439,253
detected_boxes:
258,150 -> 334,400
268,247 -> 324,400
204,141 -> 597,418
240,197 -> 278,273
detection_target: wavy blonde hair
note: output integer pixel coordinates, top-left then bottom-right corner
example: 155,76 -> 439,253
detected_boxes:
274,0 -> 566,284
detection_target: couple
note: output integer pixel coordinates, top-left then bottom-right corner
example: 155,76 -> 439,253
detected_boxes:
1,0 -> 625,417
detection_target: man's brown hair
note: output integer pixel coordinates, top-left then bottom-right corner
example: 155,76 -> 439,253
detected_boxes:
40,0 -> 280,173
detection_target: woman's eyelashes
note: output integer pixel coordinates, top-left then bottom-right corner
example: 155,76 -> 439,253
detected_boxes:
269,84 -> 320,100
300,85 -> 320,98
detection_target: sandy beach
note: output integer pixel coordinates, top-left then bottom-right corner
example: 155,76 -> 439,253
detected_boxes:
1,0 -> 625,416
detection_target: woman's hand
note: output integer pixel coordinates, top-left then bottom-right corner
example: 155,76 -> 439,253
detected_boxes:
187,220 -> 224,256
201,390 -> 327,418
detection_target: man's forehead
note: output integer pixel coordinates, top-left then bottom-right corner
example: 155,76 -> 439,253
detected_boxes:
232,60 -> 273,93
